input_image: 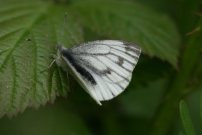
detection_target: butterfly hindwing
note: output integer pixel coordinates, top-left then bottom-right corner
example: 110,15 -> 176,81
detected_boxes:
57,40 -> 141,105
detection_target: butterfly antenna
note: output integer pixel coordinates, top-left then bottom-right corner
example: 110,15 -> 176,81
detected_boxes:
40,59 -> 56,73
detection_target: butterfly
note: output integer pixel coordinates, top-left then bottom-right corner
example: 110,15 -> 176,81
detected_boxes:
55,40 -> 141,105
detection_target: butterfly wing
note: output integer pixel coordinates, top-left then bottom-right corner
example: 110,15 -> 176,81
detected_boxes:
59,40 -> 141,105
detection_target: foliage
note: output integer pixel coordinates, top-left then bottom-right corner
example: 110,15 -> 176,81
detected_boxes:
0,0 -> 201,135
0,0 -> 82,117
179,100 -> 196,135
69,0 -> 180,66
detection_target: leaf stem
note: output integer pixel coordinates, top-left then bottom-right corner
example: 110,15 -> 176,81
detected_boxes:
149,19 -> 202,135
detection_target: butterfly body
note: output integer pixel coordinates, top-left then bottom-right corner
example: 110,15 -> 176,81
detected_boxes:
56,40 -> 141,105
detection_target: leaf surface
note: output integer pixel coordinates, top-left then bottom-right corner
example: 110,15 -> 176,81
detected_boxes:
179,100 -> 196,135
0,0 -> 83,117
69,0 -> 180,66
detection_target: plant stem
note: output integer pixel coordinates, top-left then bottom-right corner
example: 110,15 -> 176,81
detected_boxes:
150,20 -> 202,135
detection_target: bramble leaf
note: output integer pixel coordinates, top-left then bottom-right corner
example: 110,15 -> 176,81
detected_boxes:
69,0 -> 180,66
0,0 -> 83,117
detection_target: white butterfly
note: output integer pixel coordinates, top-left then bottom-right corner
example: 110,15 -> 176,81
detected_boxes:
55,40 -> 141,105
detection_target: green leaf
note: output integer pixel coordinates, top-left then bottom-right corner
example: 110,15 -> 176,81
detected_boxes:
69,0 -> 180,66
0,100 -> 92,135
0,0 -> 83,117
179,100 -> 196,135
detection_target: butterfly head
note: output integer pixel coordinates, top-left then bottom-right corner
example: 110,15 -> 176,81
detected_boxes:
56,45 -> 65,66
55,45 -> 72,70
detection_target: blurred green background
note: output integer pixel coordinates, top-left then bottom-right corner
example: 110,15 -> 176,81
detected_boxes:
0,0 -> 201,135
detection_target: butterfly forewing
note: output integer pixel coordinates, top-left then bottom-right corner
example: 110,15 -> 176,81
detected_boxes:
57,40 -> 141,105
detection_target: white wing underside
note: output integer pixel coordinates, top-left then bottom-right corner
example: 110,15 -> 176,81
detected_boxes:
63,40 -> 141,105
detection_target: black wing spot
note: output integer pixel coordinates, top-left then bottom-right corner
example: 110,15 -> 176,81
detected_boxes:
61,50 -> 97,85
102,69 -> 111,74
117,57 -> 124,66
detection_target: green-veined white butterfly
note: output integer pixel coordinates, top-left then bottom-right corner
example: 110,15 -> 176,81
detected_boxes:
54,40 -> 141,105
